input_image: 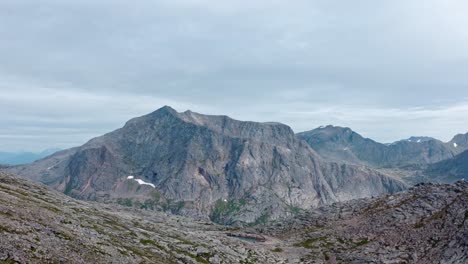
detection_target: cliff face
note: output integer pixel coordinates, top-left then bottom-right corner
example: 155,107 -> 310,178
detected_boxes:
7,107 -> 406,224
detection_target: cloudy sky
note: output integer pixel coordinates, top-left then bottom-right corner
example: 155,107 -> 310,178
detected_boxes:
1,0 -> 468,152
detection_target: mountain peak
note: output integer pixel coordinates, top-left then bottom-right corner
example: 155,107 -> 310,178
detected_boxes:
151,105 -> 179,115
297,125 -> 358,140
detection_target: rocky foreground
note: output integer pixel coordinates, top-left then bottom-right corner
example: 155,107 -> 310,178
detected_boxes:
1,171 -> 467,263
261,181 -> 468,263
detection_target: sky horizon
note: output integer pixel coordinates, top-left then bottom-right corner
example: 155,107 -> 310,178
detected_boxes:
1,0 -> 468,152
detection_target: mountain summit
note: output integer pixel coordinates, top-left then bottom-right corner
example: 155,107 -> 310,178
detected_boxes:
8,107 -> 405,224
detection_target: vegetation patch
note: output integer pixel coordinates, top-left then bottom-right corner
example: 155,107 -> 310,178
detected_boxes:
174,249 -> 210,264
271,247 -> 283,252
162,200 -> 185,213
294,237 -> 326,249
289,205 -> 303,215
355,238 -> 370,247
210,198 -> 246,223
140,239 -> 166,251
251,212 -> 271,226
116,198 -> 134,207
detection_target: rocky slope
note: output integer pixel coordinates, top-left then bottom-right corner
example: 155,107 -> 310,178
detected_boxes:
0,171 -> 287,263
1,171 -> 466,264
297,125 -> 468,168
6,107 -> 406,225
425,149 -> 468,183
261,180 -> 468,263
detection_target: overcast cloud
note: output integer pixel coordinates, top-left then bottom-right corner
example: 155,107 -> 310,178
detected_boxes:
1,0 -> 468,151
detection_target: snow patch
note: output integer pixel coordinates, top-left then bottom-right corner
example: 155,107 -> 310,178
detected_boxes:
126,176 -> 155,188
417,139 -> 421,143
134,179 -> 156,188
454,143 -> 458,148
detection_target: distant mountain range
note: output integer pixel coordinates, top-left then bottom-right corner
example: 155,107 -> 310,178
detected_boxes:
0,148 -> 61,165
6,106 -> 405,225
297,125 -> 468,170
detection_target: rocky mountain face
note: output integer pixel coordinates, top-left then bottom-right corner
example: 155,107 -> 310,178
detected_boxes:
6,106 -> 406,225
425,149 -> 468,183
297,125 -> 468,169
450,132 -> 468,150
1,171 -> 465,264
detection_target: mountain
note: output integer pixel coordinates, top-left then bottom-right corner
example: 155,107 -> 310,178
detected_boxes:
6,106 -> 405,224
424,149 -> 468,183
0,148 -> 61,165
449,132 -> 468,150
1,171 -> 465,263
297,125 -> 467,168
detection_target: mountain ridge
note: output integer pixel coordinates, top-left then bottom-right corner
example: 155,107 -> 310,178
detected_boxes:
297,125 -> 468,170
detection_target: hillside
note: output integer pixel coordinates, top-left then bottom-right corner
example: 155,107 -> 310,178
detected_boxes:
425,150 -> 468,183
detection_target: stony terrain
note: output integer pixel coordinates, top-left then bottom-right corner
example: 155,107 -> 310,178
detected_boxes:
6,107 -> 405,224
261,181 -> 468,263
1,171 -> 466,264
0,171 -> 287,264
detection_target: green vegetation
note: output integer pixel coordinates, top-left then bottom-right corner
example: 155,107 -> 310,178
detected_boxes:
289,205 -> 303,215
162,200 -> 185,213
116,198 -> 134,207
414,221 -> 424,228
139,239 -> 166,251
294,237 -> 326,249
251,212 -> 270,226
0,259 -> 18,264
174,249 -> 210,264
355,239 -> 369,247
239,250 -> 259,264
271,247 -> 283,252
54,231 -> 72,241
210,198 -> 246,223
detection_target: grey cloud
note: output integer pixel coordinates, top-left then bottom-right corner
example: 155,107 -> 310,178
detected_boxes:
0,0 -> 467,151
